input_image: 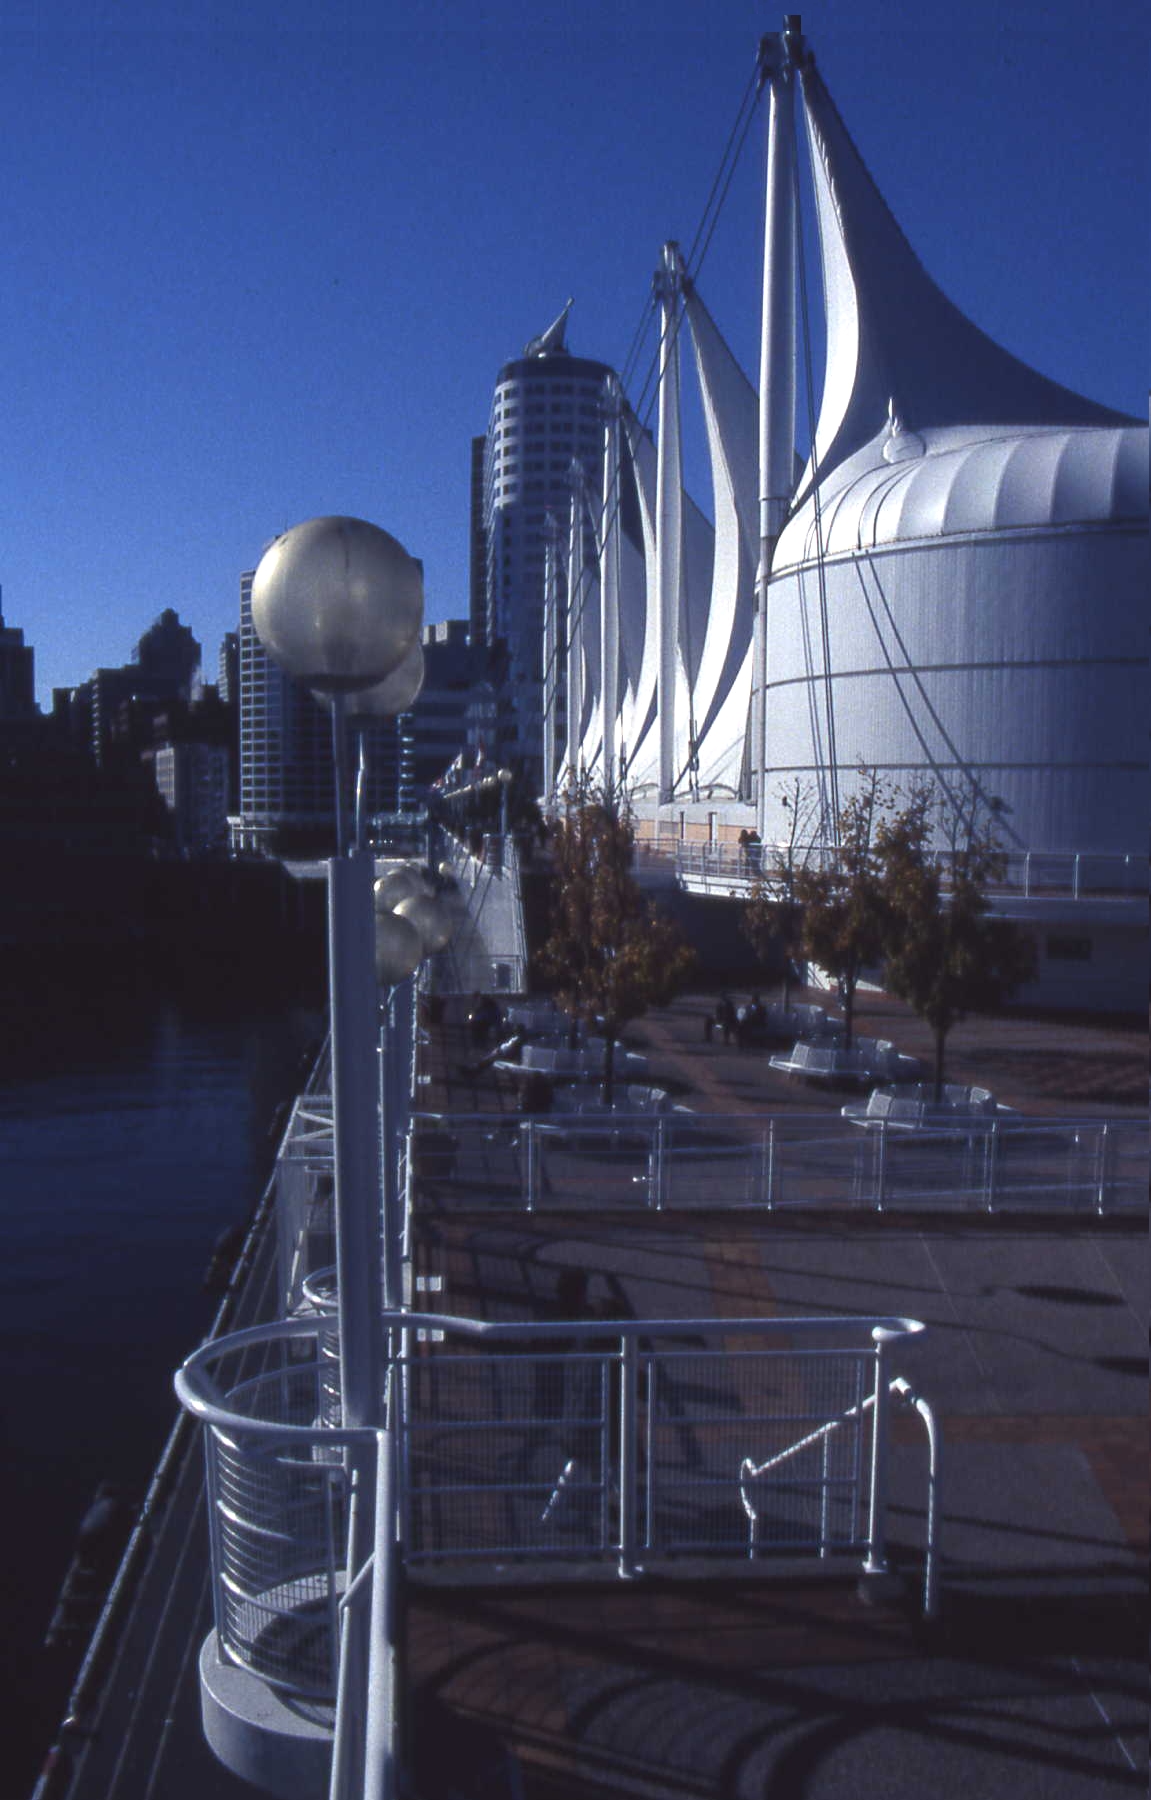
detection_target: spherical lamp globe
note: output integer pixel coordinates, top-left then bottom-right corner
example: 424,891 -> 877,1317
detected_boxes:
251,516 -> 423,693
374,864 -> 432,912
395,892 -> 457,955
347,640 -> 425,719
375,910 -> 424,987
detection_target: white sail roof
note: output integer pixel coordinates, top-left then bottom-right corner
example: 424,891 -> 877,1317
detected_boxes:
775,420 -> 1148,569
794,61 -> 1138,510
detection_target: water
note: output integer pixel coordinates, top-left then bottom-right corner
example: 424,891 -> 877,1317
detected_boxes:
0,977 -> 322,1795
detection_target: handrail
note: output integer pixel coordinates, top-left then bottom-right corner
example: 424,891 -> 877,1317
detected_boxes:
641,839 -> 1148,899
406,1108 -> 1146,1216
176,1312 -> 926,1437
740,1370 -> 941,1618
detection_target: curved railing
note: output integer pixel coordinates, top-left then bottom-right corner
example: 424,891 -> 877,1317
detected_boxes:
176,1310 -> 930,1705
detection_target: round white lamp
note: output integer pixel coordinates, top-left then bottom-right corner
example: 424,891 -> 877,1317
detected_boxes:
374,910 -> 424,986
394,892 -> 458,955
251,516 -> 423,693
375,864 -> 432,911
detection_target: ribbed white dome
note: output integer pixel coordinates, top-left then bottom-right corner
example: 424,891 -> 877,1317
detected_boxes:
774,424 -> 1148,570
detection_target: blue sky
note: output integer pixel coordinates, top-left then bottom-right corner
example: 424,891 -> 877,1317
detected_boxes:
2,0 -> 1146,703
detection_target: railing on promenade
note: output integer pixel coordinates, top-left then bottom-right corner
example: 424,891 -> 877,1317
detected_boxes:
643,840 -> 1148,902
175,1310 -> 935,1707
436,830 -> 529,996
410,1110 -> 1147,1216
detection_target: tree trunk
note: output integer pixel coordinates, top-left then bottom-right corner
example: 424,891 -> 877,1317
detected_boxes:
602,1024 -> 616,1109
841,976 -> 855,1051
933,1026 -> 946,1104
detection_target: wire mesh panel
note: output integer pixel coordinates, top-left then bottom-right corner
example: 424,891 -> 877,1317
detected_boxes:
210,1436 -> 346,1696
410,1111 -> 1146,1214
644,1348 -> 870,1558
275,1153 -> 335,1309
532,1124 -> 654,1210
404,1347 -> 612,1563
202,1340 -> 348,1699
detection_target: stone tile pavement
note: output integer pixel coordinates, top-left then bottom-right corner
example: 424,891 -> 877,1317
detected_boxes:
408,989 -> 1147,1798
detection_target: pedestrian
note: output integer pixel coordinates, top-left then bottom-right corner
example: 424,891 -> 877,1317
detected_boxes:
716,994 -> 737,1045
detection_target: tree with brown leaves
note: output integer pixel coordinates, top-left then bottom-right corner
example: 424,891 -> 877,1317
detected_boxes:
877,786 -> 1036,1099
740,779 -> 820,1011
539,784 -> 695,1105
792,770 -> 892,1050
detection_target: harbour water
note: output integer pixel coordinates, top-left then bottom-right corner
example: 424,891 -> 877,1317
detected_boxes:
1,973 -> 321,1796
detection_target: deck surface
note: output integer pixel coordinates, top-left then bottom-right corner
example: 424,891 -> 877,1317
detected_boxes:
40,988 -> 1147,1799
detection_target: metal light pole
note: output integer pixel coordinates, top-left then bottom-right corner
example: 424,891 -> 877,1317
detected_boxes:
497,766 -> 514,841
250,516 -> 424,1800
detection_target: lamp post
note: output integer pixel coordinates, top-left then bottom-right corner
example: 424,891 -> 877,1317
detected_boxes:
337,639 -> 426,849
497,766 -> 514,841
251,516 -> 423,1800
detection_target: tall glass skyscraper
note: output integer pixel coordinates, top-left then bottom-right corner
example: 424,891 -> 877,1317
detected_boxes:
479,306 -> 614,784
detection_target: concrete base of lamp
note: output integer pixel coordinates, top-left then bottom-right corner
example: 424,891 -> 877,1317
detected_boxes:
199,1630 -> 333,1799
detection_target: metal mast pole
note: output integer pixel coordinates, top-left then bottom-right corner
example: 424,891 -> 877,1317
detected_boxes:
753,18 -> 801,840
599,374 -> 622,799
541,511 -> 560,802
654,243 -> 684,809
566,465 -> 586,784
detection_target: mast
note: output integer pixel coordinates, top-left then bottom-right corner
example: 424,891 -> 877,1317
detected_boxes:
753,16 -> 803,837
599,374 -> 622,798
541,509 -> 561,800
565,463 -> 586,784
654,241 -> 684,807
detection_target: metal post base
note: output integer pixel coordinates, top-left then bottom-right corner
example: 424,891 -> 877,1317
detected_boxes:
199,1630 -> 334,1800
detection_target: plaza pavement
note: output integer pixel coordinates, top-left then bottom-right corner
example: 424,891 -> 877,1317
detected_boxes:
408,989 -> 1147,1798
47,988 -> 1145,1800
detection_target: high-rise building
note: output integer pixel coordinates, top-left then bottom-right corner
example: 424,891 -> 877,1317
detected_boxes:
0,592 -> 35,719
232,570 -> 405,855
83,609 -> 202,764
217,632 -> 239,706
153,740 -> 230,852
478,303 -> 614,783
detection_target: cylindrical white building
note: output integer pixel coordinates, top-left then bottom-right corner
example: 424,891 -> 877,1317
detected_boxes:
758,56 -> 1148,881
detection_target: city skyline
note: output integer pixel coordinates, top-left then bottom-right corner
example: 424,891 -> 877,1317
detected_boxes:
3,0 -> 1146,705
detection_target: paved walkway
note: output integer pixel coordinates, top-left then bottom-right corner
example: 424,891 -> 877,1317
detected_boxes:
48,991 -> 1146,1800
409,990 -> 1147,1799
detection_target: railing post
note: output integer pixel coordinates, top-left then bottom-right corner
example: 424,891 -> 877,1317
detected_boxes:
863,1328 -> 898,1577
363,1415 -> 400,1800
1095,1122 -> 1111,1215
652,1116 -> 667,1211
985,1118 -> 999,1213
874,1120 -> 888,1214
204,1433 -> 226,1647
1072,853 -> 1081,900
617,1335 -> 640,1578
761,1121 -> 776,1210
524,1121 -> 537,1213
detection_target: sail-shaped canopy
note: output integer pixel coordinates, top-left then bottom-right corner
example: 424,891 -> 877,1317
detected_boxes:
793,59 -> 1137,510
758,43 -> 1147,869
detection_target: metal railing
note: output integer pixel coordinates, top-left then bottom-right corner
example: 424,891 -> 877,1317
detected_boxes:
410,1110 -> 1146,1215
641,840 -> 1147,901
435,831 -> 529,996
175,1309 -> 933,1706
